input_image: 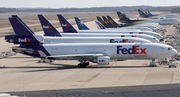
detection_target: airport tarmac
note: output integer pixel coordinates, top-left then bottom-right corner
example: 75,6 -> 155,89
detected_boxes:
0,13 -> 180,96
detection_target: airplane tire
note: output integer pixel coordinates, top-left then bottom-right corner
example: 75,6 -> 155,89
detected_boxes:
85,62 -> 90,66
78,63 -> 87,68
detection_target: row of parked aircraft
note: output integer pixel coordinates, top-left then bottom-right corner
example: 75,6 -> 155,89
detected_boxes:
96,11 -> 180,29
5,11 -> 178,68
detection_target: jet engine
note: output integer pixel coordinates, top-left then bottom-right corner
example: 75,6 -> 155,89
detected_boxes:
92,56 -> 110,65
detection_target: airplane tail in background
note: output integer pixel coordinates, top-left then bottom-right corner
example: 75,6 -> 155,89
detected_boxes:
102,16 -> 114,26
95,20 -> 106,29
74,17 -> 89,30
138,9 -> 149,18
57,14 -> 77,33
96,16 -> 110,28
38,15 -> 61,36
107,16 -> 119,26
147,11 -> 153,16
116,11 -> 131,23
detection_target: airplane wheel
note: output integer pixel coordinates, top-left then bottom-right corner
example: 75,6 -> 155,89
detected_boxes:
77,63 -> 87,68
49,60 -> 54,63
85,62 -> 89,65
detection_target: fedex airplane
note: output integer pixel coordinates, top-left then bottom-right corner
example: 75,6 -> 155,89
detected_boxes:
37,15 -> 159,42
10,15 -> 177,68
138,9 -> 180,19
6,16 -> 152,44
58,14 -> 163,40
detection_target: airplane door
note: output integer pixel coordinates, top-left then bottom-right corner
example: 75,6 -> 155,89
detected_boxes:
158,47 -> 166,57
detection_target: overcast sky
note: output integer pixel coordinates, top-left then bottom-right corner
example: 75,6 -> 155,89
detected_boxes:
1,0 -> 179,8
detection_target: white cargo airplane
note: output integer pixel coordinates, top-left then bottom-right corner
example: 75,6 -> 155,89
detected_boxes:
36,15 -> 159,42
9,16 -> 177,68
140,18 -> 180,25
138,9 -> 180,19
56,14 -> 163,40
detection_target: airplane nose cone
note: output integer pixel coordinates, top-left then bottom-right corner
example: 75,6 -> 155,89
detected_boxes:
171,49 -> 178,56
156,39 -> 160,43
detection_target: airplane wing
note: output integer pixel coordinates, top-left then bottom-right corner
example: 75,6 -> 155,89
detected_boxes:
45,54 -> 105,60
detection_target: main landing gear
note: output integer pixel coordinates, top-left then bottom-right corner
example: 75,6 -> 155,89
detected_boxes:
77,62 -> 89,68
150,59 -> 157,67
38,59 -> 54,63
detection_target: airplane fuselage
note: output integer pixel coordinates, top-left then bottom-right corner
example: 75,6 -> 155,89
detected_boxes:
15,43 -> 177,60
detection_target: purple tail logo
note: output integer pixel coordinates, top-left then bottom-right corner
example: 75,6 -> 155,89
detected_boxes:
61,24 -> 69,27
43,25 -> 52,29
18,38 -> 31,42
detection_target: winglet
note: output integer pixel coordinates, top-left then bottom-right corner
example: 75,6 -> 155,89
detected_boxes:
57,14 -> 77,33
74,17 -> 89,30
38,14 -> 61,36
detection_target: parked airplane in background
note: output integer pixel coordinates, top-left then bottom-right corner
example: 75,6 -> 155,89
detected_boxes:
117,11 -> 143,24
96,16 -> 115,28
37,15 -> 159,42
5,16 -> 151,44
92,16 -> 152,31
118,11 -> 180,25
98,15 -> 156,31
138,9 -> 180,19
58,14 -> 163,40
9,15 -> 177,68
75,17 -> 149,31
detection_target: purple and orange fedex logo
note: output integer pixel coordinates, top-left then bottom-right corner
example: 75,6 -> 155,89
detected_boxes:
18,38 -> 31,42
43,25 -> 52,29
61,24 -> 69,27
117,46 -> 147,54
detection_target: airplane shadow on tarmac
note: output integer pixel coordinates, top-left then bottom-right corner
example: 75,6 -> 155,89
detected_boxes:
0,61 -> 150,72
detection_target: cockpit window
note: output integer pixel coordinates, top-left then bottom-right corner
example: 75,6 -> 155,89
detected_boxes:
168,47 -> 172,50
153,38 -> 156,40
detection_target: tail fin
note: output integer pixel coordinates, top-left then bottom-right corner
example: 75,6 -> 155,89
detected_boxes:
74,17 -> 89,30
11,15 -> 35,35
107,16 -> 119,26
38,14 -> 61,36
138,9 -> 149,18
102,16 -> 114,26
10,16 -> 34,36
57,14 -> 77,33
9,15 -> 35,36
116,11 -> 131,23
147,11 -> 153,16
7,17 -> 40,45
96,16 -> 110,28
95,20 -> 106,29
